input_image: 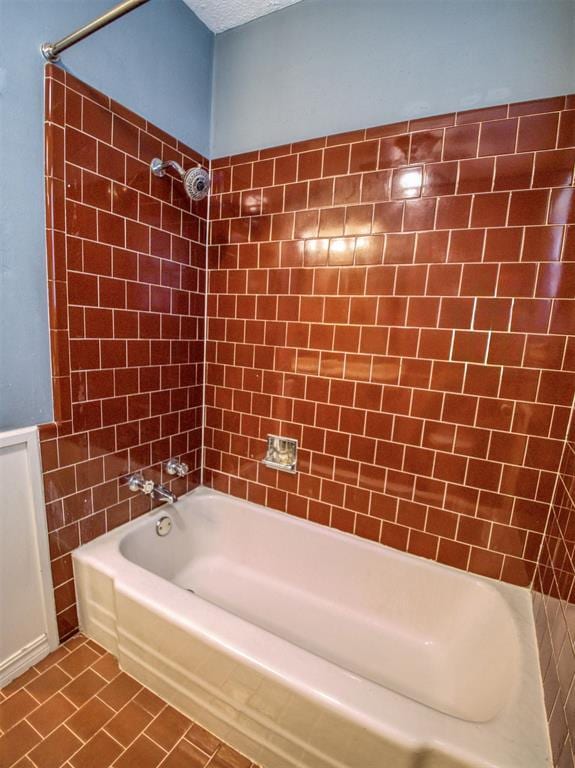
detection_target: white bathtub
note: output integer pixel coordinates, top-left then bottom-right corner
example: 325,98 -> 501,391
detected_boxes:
73,487 -> 550,768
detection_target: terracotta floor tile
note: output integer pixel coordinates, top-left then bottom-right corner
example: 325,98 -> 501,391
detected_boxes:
185,724 -> 220,755
210,745 -> 252,768
62,636 -> 87,653
2,635 -> 259,768
98,673 -> 141,711
61,669 -> 106,708
27,724 -> 82,768
0,720 -> 42,768
0,690 -> 37,731
26,666 -> 71,704
34,647 -> 70,674
159,738 -> 209,768
58,645 -> 100,678
11,758 -> 35,768
90,654 -> 119,682
66,696 -> 115,741
145,705 -> 190,751
104,699 -> 153,746
113,734 -> 165,768
26,693 -> 76,737
1,668 -> 39,698
133,689 -> 165,717
83,640 -> 106,657
69,730 -> 122,768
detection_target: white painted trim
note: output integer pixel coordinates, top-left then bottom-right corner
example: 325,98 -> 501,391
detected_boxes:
0,634 -> 53,688
0,426 -> 59,685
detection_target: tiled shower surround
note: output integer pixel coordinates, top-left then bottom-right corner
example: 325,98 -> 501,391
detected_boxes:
206,97 -> 575,589
42,65 -> 575,763
42,65 -> 207,640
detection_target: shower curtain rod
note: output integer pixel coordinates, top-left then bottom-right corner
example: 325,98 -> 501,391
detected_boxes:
41,0 -> 152,61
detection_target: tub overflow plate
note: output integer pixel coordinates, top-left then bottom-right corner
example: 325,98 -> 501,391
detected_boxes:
156,515 -> 172,537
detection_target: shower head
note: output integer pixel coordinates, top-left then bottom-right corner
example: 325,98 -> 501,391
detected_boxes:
150,158 -> 210,201
182,166 -> 210,201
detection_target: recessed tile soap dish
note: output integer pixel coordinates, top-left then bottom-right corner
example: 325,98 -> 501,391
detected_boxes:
263,435 -> 298,473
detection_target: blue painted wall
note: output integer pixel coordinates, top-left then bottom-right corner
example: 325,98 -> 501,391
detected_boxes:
0,0 -> 213,430
212,0 -> 575,157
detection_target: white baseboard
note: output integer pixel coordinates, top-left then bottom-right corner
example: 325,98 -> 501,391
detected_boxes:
0,634 -> 51,688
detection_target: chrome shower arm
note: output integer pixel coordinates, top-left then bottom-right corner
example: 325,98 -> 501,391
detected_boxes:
150,158 -> 185,180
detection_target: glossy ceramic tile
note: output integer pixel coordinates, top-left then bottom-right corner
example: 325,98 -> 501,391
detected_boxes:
205,94 -> 575,593
43,65 -> 207,640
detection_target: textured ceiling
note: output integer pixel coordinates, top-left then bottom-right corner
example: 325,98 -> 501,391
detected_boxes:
182,0 -> 302,33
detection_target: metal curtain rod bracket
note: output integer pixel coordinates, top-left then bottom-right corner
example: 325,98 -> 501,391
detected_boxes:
41,0 -> 151,61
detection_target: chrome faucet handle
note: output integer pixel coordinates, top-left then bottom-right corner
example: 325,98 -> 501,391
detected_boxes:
128,474 -> 154,495
165,458 -> 189,477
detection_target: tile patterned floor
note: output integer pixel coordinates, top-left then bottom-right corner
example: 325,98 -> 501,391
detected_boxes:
0,634 -> 259,768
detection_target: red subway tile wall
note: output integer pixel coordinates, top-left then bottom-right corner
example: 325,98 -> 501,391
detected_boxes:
533,408 -> 575,766
42,65 -> 207,640
205,95 -> 575,590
